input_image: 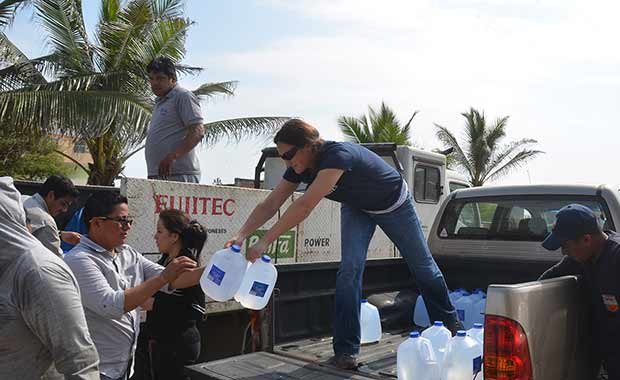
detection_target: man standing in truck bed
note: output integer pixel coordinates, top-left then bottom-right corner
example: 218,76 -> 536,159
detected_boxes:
541,204 -> 620,380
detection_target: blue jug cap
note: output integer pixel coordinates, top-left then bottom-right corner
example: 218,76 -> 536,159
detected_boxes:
361,299 -> 368,303
433,321 -> 444,327
473,323 -> 483,329
410,331 -> 420,338
261,255 -> 272,263
456,330 -> 467,337
230,245 -> 241,253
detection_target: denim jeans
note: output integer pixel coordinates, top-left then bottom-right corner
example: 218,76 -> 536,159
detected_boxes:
333,195 -> 457,356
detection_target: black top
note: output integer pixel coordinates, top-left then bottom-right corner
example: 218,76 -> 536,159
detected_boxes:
283,141 -> 403,211
540,232 -> 620,358
145,254 -> 206,341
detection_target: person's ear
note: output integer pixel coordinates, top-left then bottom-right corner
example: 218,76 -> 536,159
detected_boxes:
46,191 -> 56,202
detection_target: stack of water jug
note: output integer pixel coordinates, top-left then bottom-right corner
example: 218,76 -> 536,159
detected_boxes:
199,245 -> 278,310
415,288 -> 487,329
400,287 -> 487,380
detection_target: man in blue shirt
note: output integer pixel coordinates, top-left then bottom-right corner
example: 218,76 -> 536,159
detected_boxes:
541,204 -> 620,379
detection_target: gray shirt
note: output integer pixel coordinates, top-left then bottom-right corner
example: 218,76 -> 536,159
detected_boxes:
23,193 -> 63,257
65,236 -> 164,379
0,177 -> 99,380
145,85 -> 204,177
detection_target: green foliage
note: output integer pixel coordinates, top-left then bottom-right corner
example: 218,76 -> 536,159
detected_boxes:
0,130 -> 69,180
338,102 -> 416,146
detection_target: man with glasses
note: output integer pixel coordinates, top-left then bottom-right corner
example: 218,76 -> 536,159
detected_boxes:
65,192 -> 199,380
24,174 -> 81,257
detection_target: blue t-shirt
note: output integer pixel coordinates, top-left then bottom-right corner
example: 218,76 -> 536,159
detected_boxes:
283,141 -> 403,211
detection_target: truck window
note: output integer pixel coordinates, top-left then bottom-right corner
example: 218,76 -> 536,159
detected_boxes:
449,182 -> 469,192
414,165 -> 440,203
438,196 -> 614,241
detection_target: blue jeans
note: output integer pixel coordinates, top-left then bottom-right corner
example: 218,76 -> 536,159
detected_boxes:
333,196 -> 458,356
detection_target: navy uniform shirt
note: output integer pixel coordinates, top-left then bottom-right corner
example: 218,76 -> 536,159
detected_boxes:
583,233 -> 620,359
283,141 -> 403,211
540,232 -> 620,371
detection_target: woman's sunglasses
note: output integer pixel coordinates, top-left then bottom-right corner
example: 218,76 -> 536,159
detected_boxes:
280,146 -> 299,161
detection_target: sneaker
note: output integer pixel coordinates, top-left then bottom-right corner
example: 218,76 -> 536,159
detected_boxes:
325,354 -> 358,370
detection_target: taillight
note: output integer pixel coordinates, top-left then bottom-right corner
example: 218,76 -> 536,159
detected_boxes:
484,315 -> 533,380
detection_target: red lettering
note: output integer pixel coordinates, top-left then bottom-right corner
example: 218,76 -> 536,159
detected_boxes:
154,194 -> 168,213
224,199 -> 235,216
184,197 -> 191,213
192,197 -> 198,215
199,197 -> 210,215
212,198 -> 223,215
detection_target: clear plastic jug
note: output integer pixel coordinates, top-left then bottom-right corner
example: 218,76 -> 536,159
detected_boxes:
237,255 -> 278,310
397,331 -> 440,380
360,299 -> 382,344
414,294 -> 431,328
467,323 -> 484,346
200,245 -> 246,302
422,321 -> 452,364
441,331 -> 482,380
454,293 -> 475,329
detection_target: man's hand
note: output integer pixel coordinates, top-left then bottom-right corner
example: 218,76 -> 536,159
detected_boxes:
161,256 -> 196,283
60,231 -> 81,245
159,152 -> 178,177
246,240 -> 267,262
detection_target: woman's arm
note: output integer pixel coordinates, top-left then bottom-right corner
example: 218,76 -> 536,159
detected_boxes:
246,169 -> 344,260
228,179 -> 298,246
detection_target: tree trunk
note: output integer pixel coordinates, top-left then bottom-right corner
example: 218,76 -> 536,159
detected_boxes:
86,133 -> 124,186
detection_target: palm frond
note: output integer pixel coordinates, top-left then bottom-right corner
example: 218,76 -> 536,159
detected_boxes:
338,115 -> 367,143
484,148 -> 544,183
100,0 -> 121,23
132,17 -> 191,67
483,138 -> 538,179
0,0 -> 29,28
192,81 -> 236,99
434,123 -> 473,178
150,0 -> 184,20
34,0 -> 93,74
0,89 -> 151,138
202,117 -> 290,146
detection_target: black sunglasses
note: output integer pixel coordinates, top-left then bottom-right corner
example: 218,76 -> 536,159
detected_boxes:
93,216 -> 134,227
280,146 -> 299,161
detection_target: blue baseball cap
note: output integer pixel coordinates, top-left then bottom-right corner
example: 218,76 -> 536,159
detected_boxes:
542,204 -> 601,251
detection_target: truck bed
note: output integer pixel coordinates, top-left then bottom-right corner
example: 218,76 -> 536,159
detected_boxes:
186,330 -> 409,379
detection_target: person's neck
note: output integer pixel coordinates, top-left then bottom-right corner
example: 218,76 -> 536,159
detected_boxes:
160,84 -> 176,98
88,233 -> 116,254
167,245 -> 181,259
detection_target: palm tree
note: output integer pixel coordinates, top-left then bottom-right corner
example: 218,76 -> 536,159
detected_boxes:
435,108 -> 543,186
0,0 -> 288,185
338,102 -> 417,146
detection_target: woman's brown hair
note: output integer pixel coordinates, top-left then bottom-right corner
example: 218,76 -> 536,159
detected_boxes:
158,209 -> 207,261
274,119 -> 324,151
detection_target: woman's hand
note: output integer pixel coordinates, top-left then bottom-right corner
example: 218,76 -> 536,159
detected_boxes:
224,236 -> 244,249
246,240 -> 268,262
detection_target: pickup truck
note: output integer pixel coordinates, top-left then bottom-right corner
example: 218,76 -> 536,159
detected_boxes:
187,184 -> 619,380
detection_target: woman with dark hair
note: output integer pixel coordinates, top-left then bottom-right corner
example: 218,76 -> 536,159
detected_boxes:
226,119 -> 461,369
145,209 -> 207,380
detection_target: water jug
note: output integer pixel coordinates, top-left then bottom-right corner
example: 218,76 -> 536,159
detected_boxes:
233,261 -> 252,302
467,323 -> 484,346
360,299 -> 382,344
200,245 -> 246,302
397,331 -> 440,380
414,294 -> 431,328
473,296 -> 486,326
449,288 -> 465,304
421,321 -> 452,364
441,331 -> 482,380
454,293 -> 475,329
237,255 -> 278,310
471,288 -> 486,302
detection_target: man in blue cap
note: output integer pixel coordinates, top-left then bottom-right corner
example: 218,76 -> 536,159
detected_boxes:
540,204 -> 620,379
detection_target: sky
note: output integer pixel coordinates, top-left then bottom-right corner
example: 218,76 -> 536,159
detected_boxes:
5,0 -> 620,186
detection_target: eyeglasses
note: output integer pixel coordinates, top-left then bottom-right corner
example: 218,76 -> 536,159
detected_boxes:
280,146 -> 299,161
93,216 -> 134,227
